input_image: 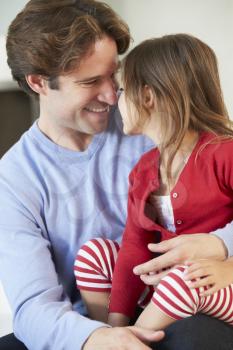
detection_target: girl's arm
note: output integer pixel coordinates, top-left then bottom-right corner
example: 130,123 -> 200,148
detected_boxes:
108,168 -> 156,324
108,313 -> 130,327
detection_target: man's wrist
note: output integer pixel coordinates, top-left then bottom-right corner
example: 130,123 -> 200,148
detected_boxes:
82,327 -> 110,350
211,234 -> 228,259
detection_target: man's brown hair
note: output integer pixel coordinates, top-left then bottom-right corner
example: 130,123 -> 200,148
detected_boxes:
7,0 -> 130,96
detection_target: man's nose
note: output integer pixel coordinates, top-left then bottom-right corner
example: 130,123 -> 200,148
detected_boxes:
97,79 -> 118,105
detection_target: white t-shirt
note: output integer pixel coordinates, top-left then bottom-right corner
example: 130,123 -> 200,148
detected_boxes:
149,194 -> 176,232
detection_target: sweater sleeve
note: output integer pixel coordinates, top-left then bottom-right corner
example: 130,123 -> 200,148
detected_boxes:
109,168 -> 156,318
211,145 -> 233,258
0,172 -> 108,350
211,223 -> 233,257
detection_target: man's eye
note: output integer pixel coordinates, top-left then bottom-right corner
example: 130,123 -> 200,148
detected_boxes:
81,80 -> 98,86
111,73 -> 117,81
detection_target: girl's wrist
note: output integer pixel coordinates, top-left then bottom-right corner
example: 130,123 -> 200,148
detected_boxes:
108,312 -> 130,327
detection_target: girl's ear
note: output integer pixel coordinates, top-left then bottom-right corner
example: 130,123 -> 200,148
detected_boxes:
142,85 -> 156,110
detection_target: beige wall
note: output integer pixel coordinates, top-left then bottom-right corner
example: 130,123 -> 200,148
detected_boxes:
106,0 -> 233,118
0,0 -> 27,34
2,1 -> 232,116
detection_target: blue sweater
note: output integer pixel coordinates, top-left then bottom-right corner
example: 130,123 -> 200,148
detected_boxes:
0,108 -> 153,349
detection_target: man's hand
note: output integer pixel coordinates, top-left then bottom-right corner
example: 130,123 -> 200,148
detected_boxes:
183,258 -> 233,296
133,234 -> 227,286
83,326 -> 165,349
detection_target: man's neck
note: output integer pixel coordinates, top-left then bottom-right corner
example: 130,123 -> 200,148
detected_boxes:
37,119 -> 93,152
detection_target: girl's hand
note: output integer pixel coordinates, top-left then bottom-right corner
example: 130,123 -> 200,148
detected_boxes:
183,258 -> 233,297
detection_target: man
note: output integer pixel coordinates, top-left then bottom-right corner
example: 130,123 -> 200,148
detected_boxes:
0,0 -> 232,349
0,1 -> 161,348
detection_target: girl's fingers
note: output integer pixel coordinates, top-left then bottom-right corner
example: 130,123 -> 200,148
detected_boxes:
199,285 -> 217,297
187,276 -> 213,289
184,263 -> 214,281
184,259 -> 211,273
184,267 -> 209,281
140,268 -> 172,286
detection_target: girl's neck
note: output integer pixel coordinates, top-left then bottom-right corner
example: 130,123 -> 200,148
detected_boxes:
161,130 -> 199,164
155,130 -> 199,195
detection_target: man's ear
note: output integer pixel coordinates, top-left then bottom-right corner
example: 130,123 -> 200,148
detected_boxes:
26,75 -> 48,95
142,85 -> 155,110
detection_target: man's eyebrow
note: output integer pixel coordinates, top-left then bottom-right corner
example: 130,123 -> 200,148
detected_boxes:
74,75 -> 102,83
74,61 -> 121,83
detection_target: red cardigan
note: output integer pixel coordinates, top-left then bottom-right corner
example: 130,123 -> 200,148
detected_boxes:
109,132 -> 233,317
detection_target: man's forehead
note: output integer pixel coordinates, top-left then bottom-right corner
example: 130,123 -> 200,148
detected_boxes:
72,37 -> 118,70
68,58 -> 120,81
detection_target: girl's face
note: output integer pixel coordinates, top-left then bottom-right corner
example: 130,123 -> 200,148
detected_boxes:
118,90 -> 141,135
118,88 -> 162,144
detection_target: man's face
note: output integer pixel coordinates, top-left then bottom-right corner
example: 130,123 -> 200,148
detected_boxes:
39,35 -> 119,149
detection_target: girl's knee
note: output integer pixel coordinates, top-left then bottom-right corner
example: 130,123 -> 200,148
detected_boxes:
75,238 -> 120,265
74,238 -> 120,290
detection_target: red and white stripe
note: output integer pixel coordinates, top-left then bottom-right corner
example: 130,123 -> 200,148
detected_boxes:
74,238 -> 120,292
74,237 -> 153,308
152,266 -> 233,325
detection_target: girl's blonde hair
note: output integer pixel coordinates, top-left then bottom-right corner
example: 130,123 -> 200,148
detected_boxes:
122,34 -> 233,181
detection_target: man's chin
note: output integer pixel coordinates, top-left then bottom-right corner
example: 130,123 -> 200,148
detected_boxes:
94,125 -> 108,135
93,118 -> 109,134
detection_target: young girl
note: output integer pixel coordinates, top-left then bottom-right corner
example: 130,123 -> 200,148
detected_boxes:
74,34 -> 233,331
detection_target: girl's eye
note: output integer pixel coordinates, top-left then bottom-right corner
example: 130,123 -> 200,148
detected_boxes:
117,87 -> 124,99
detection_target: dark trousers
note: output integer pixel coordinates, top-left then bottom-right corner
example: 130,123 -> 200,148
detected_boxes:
1,314 -> 233,349
156,314 -> 233,350
0,333 -> 27,349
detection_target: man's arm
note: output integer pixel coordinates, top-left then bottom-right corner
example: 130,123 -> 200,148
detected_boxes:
212,222 -> 233,257
0,178 -> 108,350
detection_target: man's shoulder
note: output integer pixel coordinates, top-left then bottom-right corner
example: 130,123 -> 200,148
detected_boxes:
0,126 -> 39,186
1,129 -> 30,166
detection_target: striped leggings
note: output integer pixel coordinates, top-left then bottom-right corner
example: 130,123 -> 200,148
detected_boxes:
74,238 -> 233,324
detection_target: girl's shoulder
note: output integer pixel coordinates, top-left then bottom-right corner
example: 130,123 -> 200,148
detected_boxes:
199,132 -> 233,155
129,147 -> 159,182
197,132 -> 233,171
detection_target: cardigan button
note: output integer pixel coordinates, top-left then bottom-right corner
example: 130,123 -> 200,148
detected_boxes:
176,219 -> 183,225
172,192 -> 178,198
